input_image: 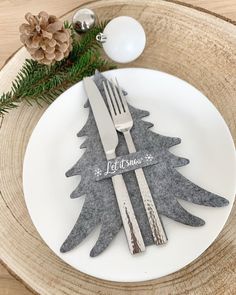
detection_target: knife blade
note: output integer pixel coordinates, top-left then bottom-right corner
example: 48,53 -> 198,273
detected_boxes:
83,77 -> 118,158
83,77 -> 145,254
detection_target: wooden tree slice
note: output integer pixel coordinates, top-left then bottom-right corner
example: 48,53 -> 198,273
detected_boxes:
0,0 -> 235,294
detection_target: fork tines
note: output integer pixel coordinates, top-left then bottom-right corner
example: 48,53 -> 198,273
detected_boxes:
103,80 -> 128,116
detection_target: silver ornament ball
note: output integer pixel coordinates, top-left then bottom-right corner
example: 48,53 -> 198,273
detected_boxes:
72,8 -> 96,33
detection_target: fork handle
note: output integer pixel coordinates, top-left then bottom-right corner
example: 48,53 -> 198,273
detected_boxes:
123,131 -> 168,245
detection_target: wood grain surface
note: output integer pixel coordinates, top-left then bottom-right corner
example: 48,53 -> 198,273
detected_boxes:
1,0 -> 236,69
0,1 -> 236,294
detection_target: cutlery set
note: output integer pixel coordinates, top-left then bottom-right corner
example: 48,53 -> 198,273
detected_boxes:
83,77 -> 167,254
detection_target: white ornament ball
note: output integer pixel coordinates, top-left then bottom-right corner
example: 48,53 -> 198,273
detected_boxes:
102,16 -> 146,63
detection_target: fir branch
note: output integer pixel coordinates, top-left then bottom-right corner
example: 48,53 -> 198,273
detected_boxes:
0,21 -> 115,116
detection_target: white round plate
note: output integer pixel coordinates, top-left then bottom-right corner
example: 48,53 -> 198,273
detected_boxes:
23,68 -> 236,282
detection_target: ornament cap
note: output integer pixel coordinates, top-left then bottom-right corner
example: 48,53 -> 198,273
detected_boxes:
96,32 -> 107,43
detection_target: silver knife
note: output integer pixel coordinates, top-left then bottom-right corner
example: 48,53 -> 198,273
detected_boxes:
83,77 -> 145,254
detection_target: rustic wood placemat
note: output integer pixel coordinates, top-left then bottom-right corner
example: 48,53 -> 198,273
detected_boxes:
0,0 -> 235,294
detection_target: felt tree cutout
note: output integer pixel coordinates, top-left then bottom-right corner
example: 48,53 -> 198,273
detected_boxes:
60,72 -> 229,257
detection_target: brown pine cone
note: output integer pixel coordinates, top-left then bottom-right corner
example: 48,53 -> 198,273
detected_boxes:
19,11 -> 73,65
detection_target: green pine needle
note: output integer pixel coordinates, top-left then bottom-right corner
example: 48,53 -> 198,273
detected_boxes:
0,21 -> 115,116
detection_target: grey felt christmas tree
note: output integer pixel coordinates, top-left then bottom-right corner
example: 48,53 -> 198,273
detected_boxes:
60,72 -> 229,257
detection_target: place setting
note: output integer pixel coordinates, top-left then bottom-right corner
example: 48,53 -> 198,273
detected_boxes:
1,2 -> 236,289
23,66 -> 236,281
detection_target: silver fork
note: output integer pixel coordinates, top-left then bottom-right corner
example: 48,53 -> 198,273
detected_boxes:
103,79 -> 168,245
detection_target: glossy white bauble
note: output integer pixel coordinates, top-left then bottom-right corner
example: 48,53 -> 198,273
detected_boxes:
102,16 -> 146,63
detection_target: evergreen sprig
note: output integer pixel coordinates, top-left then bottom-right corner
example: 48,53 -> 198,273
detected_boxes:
0,21 -> 115,116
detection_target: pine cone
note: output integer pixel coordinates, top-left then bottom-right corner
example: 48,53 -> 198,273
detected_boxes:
19,11 -> 73,65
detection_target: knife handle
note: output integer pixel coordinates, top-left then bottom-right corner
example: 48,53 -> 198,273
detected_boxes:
111,174 -> 145,254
